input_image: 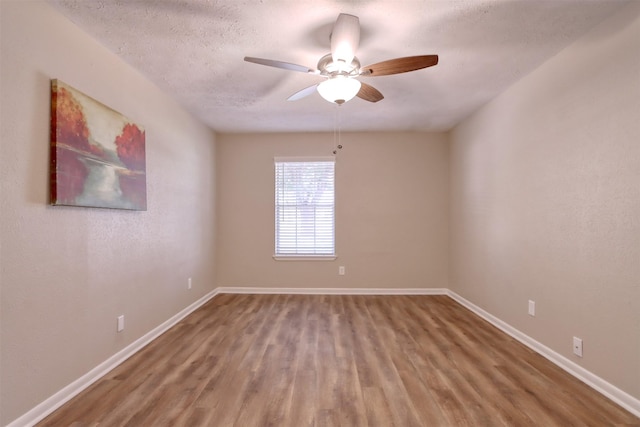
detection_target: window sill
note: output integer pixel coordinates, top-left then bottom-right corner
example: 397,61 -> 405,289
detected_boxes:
273,255 -> 337,261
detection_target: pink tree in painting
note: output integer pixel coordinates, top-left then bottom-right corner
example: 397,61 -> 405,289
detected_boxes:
115,124 -> 145,171
51,87 -> 91,203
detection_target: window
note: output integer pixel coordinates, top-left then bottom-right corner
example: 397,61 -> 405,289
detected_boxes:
274,157 -> 335,258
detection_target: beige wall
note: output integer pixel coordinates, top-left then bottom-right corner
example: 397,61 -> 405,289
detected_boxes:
0,1 -> 217,424
450,2 -> 640,399
216,132 -> 449,289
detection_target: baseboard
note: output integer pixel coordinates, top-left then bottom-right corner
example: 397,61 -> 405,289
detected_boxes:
7,288 -> 220,427
217,286 -> 448,295
446,290 -> 640,418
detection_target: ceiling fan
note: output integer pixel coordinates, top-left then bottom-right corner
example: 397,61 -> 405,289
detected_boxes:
244,13 -> 438,105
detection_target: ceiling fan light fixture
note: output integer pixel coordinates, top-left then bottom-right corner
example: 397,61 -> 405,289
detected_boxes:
317,76 -> 361,105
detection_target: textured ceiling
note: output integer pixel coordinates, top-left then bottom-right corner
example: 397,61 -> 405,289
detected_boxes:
49,0 -> 628,133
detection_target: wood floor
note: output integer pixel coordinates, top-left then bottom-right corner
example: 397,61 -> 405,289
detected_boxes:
38,294 -> 639,427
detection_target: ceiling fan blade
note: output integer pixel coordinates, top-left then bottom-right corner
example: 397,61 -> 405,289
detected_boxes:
331,13 -> 360,65
356,82 -> 384,103
362,55 -> 439,77
244,57 -> 316,74
287,84 -> 319,101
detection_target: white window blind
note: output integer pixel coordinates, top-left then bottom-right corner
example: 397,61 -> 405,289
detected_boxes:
275,158 -> 335,256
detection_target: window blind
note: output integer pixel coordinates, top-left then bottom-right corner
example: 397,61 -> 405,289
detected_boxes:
275,158 -> 335,256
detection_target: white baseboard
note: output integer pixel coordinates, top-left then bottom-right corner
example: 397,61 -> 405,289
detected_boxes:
7,289 -> 219,427
217,286 -> 448,295
446,290 -> 640,418
9,287 -> 639,425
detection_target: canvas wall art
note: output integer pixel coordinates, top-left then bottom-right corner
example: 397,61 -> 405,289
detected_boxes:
50,79 -> 147,210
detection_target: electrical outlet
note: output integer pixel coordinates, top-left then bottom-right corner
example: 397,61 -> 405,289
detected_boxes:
573,337 -> 583,357
188,277 -> 192,290
528,300 -> 535,316
117,315 -> 125,332
338,266 -> 345,275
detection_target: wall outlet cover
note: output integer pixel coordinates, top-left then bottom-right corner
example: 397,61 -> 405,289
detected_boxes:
528,300 -> 535,316
573,336 -> 583,357
117,315 -> 125,332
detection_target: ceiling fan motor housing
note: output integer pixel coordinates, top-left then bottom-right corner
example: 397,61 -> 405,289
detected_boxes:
317,53 -> 361,77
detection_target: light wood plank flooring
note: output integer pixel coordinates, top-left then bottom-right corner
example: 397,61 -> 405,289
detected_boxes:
38,294 -> 639,426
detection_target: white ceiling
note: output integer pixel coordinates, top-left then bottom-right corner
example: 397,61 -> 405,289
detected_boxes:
49,0 -> 628,133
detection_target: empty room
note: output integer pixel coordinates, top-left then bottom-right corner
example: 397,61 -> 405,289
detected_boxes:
1,1 -> 638,426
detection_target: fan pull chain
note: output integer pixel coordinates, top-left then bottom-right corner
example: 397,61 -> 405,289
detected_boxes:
332,104 -> 343,155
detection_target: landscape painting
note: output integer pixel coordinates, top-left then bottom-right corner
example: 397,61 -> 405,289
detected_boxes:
50,79 -> 147,210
